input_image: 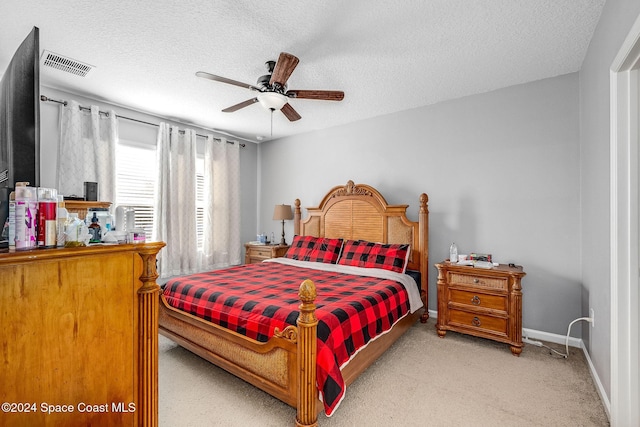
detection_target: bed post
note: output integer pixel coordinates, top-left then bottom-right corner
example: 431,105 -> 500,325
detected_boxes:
136,243 -> 165,427
294,199 -> 301,236
296,279 -> 318,427
419,193 -> 429,323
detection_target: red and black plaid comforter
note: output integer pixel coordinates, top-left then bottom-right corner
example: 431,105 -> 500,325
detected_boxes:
162,261 -> 411,416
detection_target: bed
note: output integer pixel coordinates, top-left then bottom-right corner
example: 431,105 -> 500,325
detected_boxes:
158,180 -> 429,426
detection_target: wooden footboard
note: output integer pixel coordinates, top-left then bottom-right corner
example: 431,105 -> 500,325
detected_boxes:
159,280 -> 320,426
159,281 -> 423,427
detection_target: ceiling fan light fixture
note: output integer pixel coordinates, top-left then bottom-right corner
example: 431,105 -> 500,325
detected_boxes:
257,92 -> 287,110
197,52 -> 343,123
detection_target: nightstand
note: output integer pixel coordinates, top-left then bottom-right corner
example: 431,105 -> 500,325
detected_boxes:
435,261 -> 526,356
244,243 -> 290,264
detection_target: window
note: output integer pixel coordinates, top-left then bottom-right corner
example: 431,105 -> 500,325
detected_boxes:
195,157 -> 204,248
115,136 -> 205,247
115,139 -> 157,239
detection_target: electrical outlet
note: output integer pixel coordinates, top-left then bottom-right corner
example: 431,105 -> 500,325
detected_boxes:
589,308 -> 595,327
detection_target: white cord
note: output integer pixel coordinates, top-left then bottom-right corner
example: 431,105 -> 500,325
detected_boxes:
563,317 -> 593,358
524,316 -> 593,359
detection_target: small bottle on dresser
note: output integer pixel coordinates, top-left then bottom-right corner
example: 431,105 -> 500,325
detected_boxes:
88,212 -> 102,243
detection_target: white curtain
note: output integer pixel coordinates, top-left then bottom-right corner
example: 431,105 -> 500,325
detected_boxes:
200,135 -> 241,270
57,100 -> 117,203
154,123 -> 199,278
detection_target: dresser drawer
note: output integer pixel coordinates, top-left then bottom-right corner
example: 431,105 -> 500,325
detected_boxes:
449,289 -> 507,311
449,272 -> 508,291
449,309 -> 508,336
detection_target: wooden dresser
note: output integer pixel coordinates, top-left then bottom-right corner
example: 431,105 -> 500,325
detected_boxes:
0,242 -> 165,426
435,261 -> 526,356
244,243 -> 289,264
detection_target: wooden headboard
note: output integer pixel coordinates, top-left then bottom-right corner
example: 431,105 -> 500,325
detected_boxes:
293,180 -> 429,321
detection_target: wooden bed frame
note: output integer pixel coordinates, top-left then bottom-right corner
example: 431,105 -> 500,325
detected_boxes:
158,180 -> 429,426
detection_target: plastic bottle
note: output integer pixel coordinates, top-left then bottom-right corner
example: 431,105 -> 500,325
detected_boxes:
64,213 -> 87,247
125,208 -> 135,233
88,212 -> 102,243
115,205 -> 126,231
37,187 -> 57,248
14,182 -> 37,250
56,195 -> 69,247
449,242 -> 458,263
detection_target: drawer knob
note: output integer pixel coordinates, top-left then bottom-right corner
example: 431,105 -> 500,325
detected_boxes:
473,278 -> 480,284
472,316 -> 481,327
471,295 -> 481,305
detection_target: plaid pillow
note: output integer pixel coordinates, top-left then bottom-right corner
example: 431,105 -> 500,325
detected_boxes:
284,235 -> 344,264
337,240 -> 410,273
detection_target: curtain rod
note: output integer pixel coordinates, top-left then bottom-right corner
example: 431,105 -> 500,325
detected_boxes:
40,95 -> 246,147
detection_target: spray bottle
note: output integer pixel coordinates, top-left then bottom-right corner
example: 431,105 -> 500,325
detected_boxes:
37,187 -> 57,248
14,182 -> 37,250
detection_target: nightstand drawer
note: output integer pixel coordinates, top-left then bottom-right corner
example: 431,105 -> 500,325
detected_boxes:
449,309 -> 508,336
449,289 -> 507,311
449,272 -> 508,291
251,247 -> 274,258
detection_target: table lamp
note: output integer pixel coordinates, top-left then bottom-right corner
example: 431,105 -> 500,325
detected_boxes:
273,204 -> 293,245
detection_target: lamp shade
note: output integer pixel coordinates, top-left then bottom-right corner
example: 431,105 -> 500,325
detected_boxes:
273,204 -> 293,221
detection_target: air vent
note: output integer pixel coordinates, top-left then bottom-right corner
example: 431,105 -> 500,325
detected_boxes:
41,51 -> 94,77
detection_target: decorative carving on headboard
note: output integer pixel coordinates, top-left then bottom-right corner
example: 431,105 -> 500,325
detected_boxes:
332,180 -> 372,198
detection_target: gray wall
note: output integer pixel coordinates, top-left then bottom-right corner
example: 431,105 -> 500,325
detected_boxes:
38,86 -> 259,248
579,0 -> 640,402
259,73 -> 582,336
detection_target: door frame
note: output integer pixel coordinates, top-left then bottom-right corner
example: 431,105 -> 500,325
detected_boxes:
610,14 -> 640,427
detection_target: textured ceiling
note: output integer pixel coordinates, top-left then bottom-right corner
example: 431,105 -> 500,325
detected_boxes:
0,1 -> 604,142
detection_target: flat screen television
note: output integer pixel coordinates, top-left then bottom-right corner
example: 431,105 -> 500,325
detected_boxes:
0,26 -> 41,247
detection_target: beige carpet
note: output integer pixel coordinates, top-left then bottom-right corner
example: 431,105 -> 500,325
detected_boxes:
158,318 -> 609,426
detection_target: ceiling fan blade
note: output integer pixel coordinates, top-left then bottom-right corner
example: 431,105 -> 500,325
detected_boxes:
270,52 -> 299,87
222,98 -> 259,112
196,71 -> 260,91
286,90 -> 344,101
280,103 -> 301,121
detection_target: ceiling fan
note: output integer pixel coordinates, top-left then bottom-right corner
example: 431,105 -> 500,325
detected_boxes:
196,52 -> 344,122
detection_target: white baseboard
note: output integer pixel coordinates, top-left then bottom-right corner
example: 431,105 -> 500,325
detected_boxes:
427,309 -> 610,421
581,340 -> 611,420
522,327 -> 582,348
